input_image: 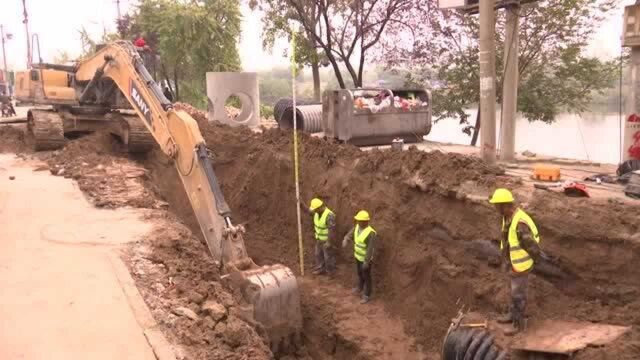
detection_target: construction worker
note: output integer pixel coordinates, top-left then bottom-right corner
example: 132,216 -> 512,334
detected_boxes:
304,198 -> 336,275
342,210 -> 377,304
489,188 -> 542,336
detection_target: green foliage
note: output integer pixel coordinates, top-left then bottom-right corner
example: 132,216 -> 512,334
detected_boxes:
255,0 -> 413,88
386,0 -> 619,129
260,104 -> 274,119
78,27 -> 120,60
133,0 -> 242,104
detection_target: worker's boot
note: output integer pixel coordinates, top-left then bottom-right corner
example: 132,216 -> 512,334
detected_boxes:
312,268 -> 327,275
360,295 -> 370,304
504,312 -> 526,336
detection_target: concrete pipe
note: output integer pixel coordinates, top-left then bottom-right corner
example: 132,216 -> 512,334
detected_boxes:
273,98 -> 323,133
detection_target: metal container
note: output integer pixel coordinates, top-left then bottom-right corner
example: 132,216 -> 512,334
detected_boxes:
322,88 -> 432,146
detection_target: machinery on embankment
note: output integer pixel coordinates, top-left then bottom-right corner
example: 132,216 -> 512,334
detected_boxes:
16,40 -> 303,351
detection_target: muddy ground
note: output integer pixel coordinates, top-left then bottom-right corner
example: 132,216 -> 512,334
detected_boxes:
2,119 -> 639,359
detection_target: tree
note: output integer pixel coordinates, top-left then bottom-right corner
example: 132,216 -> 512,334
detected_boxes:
255,0 -> 415,89
133,0 -> 242,107
253,1 -> 326,100
381,0 -> 619,142
52,50 -> 73,65
78,27 -> 120,60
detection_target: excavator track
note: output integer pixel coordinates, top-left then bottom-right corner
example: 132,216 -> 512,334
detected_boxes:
121,115 -> 154,153
28,110 -> 66,151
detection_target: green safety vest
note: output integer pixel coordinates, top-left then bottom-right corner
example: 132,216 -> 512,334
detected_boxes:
314,208 -> 334,241
500,208 -> 541,273
354,224 -> 376,262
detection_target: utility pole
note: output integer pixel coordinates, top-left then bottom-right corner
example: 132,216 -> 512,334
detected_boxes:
479,0 -> 497,164
116,0 -> 122,20
1,25 -> 8,84
22,0 -> 32,68
499,5 -> 519,161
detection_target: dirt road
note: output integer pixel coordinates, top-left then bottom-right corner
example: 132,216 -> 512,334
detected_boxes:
0,154 -> 157,359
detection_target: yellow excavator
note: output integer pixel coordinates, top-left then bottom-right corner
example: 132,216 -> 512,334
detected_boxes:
16,41 -> 302,350
14,44 -> 155,152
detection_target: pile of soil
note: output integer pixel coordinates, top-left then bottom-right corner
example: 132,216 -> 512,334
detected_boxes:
143,120 -> 640,359
0,125 -> 31,154
41,131 -> 159,208
127,217 -> 274,360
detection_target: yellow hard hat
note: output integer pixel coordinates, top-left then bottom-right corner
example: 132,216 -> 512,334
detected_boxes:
354,210 -> 370,221
309,198 -> 323,211
489,188 -> 515,204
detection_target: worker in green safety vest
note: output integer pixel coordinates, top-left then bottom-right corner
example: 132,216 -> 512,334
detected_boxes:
303,198 -> 337,276
342,210 -> 378,304
489,188 -> 543,336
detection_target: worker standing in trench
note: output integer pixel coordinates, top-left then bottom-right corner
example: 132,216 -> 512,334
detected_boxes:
342,210 -> 377,304
489,188 -> 542,336
301,198 -> 337,276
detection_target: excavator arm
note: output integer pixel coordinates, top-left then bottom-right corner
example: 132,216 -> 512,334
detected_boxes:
75,41 -> 248,269
74,41 -> 301,349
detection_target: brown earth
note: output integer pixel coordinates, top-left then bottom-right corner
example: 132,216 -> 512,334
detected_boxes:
126,218 -> 275,360
142,120 -> 640,359
4,114 -> 639,359
0,125 -> 32,154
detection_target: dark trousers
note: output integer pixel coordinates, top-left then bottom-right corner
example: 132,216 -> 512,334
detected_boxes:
510,272 -> 530,327
314,241 -> 335,273
356,260 -> 372,297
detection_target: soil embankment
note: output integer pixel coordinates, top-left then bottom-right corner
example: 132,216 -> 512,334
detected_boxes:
145,121 -> 640,359
3,118 -> 638,359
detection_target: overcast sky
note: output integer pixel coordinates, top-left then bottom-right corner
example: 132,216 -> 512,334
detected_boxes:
0,0 -> 634,71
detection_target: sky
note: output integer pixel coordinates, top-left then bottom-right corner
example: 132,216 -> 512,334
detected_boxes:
0,0 -> 635,72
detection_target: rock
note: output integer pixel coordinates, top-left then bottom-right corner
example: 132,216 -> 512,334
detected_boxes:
151,283 -> 166,293
172,306 -> 199,321
9,176 -> 15,180
522,150 -> 536,158
57,168 -> 65,176
188,290 -> 205,305
222,317 -> 248,348
202,315 -> 217,330
214,322 -> 227,337
229,304 -> 255,324
217,291 -> 235,308
202,300 -> 227,321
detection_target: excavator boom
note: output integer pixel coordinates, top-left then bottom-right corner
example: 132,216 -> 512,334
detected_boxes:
74,41 -> 301,350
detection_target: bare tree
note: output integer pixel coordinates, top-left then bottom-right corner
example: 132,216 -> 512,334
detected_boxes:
256,0 -> 414,88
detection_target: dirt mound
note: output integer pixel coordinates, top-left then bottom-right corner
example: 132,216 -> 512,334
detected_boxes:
41,132 -> 159,208
0,125 -> 31,154
173,102 -> 242,127
143,122 -> 640,359
127,217 -> 273,360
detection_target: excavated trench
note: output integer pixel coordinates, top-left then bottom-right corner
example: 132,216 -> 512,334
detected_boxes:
6,117 -> 638,359
141,122 -> 640,359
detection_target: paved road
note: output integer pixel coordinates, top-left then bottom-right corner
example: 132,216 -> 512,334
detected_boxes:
0,154 -> 157,360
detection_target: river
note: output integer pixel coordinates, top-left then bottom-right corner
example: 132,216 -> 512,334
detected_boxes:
425,109 -> 624,165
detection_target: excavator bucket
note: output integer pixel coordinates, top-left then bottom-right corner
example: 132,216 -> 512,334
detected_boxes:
239,264 -> 303,351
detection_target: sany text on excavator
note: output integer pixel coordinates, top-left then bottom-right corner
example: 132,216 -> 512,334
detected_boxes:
18,41 -> 303,351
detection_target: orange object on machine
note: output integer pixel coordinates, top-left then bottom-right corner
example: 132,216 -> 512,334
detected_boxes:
532,165 -> 561,181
